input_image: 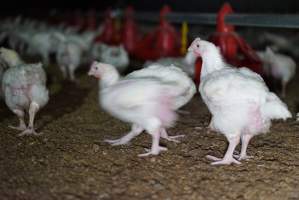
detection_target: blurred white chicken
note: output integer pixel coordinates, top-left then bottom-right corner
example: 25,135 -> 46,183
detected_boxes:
257,47 -> 296,97
0,47 -> 49,136
188,38 -> 291,165
143,51 -> 197,77
0,47 -> 24,97
104,63 -> 196,146
55,33 -> 82,81
91,43 -> 129,73
127,64 -> 196,110
88,61 -> 187,156
259,32 -> 299,58
27,32 -> 57,65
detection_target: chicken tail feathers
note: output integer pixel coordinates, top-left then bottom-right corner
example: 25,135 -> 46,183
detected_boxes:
177,80 -> 197,108
262,92 -> 292,120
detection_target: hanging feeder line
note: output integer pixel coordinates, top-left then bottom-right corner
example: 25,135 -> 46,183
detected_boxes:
134,12 -> 299,29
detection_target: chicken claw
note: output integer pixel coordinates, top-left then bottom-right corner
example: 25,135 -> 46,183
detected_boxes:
233,154 -> 254,161
206,155 -> 241,165
160,129 -> 184,143
162,134 -> 185,143
9,124 -> 27,131
18,128 -> 42,137
138,146 -> 168,157
104,138 -> 129,146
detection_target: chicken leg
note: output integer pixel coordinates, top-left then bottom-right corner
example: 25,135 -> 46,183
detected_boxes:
19,102 -> 40,136
160,129 -> 184,143
139,129 -> 167,157
60,65 -> 67,79
281,81 -> 287,98
105,124 -> 143,145
69,65 -> 76,81
9,109 -> 26,131
234,134 -> 253,160
206,135 -> 241,165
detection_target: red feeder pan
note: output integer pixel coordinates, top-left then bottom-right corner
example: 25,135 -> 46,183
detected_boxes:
121,6 -> 142,55
209,3 -> 263,75
134,5 -> 181,60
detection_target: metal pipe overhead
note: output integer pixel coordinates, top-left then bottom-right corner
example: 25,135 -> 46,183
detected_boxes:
134,12 -> 299,29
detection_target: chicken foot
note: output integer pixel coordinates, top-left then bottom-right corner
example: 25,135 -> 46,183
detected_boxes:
139,129 -> 167,157
18,102 -> 41,136
206,135 -> 241,165
233,134 -> 254,160
105,124 -> 143,146
9,109 -> 26,131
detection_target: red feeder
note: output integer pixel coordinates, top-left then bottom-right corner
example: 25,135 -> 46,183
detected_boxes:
94,9 -> 120,45
209,3 -> 263,75
134,5 -> 181,60
121,6 -> 142,55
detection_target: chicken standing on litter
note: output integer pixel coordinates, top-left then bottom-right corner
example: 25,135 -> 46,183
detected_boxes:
0,47 -> 49,136
88,62 -> 187,156
188,38 -> 291,165
55,33 -> 82,81
104,63 -> 196,146
257,47 -> 296,97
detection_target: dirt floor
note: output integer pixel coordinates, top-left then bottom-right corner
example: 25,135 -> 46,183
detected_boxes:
1,64 -> 299,200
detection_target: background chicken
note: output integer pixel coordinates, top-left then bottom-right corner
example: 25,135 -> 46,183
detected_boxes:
88,61 -> 185,156
91,43 -> 129,73
55,33 -> 82,81
257,47 -> 296,97
188,38 -> 291,165
0,47 -> 23,68
0,48 -> 49,136
143,51 -> 197,77
258,32 -> 299,58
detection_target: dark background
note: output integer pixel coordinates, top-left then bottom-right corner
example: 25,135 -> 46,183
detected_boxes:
1,0 -> 299,17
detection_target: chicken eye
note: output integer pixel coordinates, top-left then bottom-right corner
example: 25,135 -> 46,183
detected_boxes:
196,44 -> 200,48
95,67 -> 98,70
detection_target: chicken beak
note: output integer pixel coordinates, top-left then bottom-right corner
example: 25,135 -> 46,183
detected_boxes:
187,46 -> 193,52
88,69 -> 94,76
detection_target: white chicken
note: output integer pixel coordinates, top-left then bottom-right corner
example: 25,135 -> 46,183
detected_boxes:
27,32 -> 56,65
0,47 -> 49,136
257,47 -> 296,97
0,47 -> 24,97
188,38 -> 291,165
0,61 -> 7,98
259,32 -> 299,58
0,47 -> 23,68
55,33 -> 82,81
127,64 -> 196,110
143,51 -> 197,77
88,61 -> 187,156
104,63 -> 196,146
91,43 -> 129,73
